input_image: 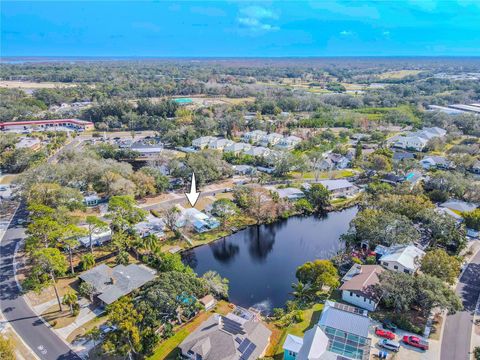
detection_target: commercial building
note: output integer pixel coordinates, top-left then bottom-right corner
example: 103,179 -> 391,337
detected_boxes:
0,119 -> 94,132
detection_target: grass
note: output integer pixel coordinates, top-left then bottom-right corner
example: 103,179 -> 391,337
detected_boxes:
377,70 -> 422,79
147,301 -> 232,360
41,304 -> 78,329
270,303 -> 324,360
67,312 -> 109,343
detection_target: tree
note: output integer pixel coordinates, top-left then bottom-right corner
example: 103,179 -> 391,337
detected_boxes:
162,206 -> 180,237
79,281 -> 96,302
377,271 -> 417,313
62,292 -> 78,315
60,224 -> 87,274
103,297 -> 143,357
27,183 -> 84,210
415,274 -> 463,316
131,171 -> 157,198
107,195 -> 147,230
304,184 -> 330,213
420,249 -> 461,285
202,271 -> 229,299
211,198 -> 238,222
140,167 -> 169,193
81,253 -> 96,271
85,327 -> 102,352
463,209 -> 480,231
291,282 -> 312,303
296,260 -> 339,292
86,215 -> 109,253
27,248 -> 68,311
0,337 -> 15,360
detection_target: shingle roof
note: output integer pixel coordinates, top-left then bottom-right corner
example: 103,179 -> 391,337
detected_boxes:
79,264 -> 156,304
339,265 -> 383,299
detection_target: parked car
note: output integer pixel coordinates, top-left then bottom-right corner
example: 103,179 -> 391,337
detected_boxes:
378,339 -> 400,352
0,186 -> 8,191
381,319 -> 398,332
375,327 -> 395,340
402,335 -> 429,350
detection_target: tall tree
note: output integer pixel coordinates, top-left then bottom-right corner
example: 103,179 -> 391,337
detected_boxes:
420,249 -> 461,285
86,215 -> 108,253
304,184 -> 331,213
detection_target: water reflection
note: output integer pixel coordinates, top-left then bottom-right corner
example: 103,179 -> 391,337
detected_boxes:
182,207 -> 358,311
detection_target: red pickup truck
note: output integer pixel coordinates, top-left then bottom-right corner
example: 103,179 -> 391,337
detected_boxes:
402,335 -> 429,350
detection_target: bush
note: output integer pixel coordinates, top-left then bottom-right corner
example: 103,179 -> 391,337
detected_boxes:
474,346 -> 480,360
352,257 -> 362,264
365,255 -> 377,264
393,315 -> 422,334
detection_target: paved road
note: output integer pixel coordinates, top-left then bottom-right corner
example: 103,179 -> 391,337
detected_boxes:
0,204 -> 81,360
441,248 -> 480,360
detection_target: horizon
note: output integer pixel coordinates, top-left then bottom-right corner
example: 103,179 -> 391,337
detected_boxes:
2,0 -> 480,57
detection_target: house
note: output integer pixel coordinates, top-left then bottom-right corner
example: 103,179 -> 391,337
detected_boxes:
131,139 -> 164,156
244,146 -> 271,157
134,215 -> 165,238
232,165 -> 256,175
179,308 -> 271,360
276,135 -> 302,150
242,130 -> 267,144
339,264 -> 384,311
78,264 -> 156,305
440,200 -> 477,213
176,207 -> 220,233
471,160 -> 480,175
420,155 -> 451,170
283,301 -> 371,360
192,136 -> 218,149
378,244 -> 425,275
199,294 -> 216,311
78,228 -> 112,248
83,193 -> 101,207
224,142 -> 252,155
393,151 -> 415,162
404,170 -> 423,186
380,173 -> 405,185
311,179 -> 358,198
268,187 -> 305,201
394,127 -> 446,151
208,138 -> 234,151
259,133 -> 283,147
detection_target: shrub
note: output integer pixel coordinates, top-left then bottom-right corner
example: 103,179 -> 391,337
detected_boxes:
365,255 -> 377,264
393,315 -> 422,334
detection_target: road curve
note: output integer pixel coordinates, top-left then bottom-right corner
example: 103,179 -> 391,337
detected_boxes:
0,204 -> 81,360
441,247 -> 480,360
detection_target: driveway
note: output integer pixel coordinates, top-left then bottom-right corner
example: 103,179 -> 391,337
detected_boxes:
0,203 -> 81,360
441,248 -> 480,360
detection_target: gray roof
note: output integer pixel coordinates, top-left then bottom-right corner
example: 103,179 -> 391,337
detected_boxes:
179,313 -> 271,360
318,301 -> 370,338
79,264 -> 156,304
318,179 -> 355,191
441,200 -> 477,213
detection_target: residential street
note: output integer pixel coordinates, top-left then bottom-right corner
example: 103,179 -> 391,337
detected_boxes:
0,204 -> 81,360
441,247 -> 480,360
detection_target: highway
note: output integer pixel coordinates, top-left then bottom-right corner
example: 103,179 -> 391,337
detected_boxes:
0,204 -> 81,360
441,247 -> 480,360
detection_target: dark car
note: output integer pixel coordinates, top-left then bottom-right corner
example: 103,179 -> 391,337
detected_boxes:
381,319 -> 398,333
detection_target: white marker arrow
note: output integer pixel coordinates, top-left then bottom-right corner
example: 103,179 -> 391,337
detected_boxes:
185,172 -> 200,207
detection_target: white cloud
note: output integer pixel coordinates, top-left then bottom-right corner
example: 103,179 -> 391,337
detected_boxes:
340,30 -> 354,36
237,6 -> 279,33
382,31 -> 391,37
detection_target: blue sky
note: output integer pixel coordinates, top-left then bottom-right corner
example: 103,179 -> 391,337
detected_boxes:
2,1 -> 480,57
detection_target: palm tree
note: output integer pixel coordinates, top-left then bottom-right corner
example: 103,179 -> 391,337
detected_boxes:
62,292 -> 78,315
142,234 -> 158,254
81,253 -> 95,271
291,282 -> 311,302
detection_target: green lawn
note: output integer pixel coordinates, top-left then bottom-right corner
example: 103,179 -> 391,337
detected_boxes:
272,303 -> 324,360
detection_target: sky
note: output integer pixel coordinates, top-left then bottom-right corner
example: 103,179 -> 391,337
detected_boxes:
2,0 -> 480,57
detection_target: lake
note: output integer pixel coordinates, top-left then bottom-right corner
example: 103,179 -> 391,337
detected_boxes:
182,206 -> 358,312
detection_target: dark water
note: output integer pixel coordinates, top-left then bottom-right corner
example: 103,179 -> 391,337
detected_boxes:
182,206 -> 358,312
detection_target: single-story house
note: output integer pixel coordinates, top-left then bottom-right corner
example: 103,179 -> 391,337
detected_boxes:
232,165 -> 256,175
393,151 -> 415,162
259,133 -> 283,147
312,179 -> 358,198
440,200 -> 478,213
179,309 -> 271,360
380,173 -> 405,185
134,215 -> 165,238
199,294 -> 216,311
79,263 -> 156,305
131,140 -> 164,156
244,146 -> 271,158
283,300 -> 371,360
78,228 -> 112,248
378,244 -> 425,275
420,155 -> 451,170
209,138 -> 234,151
268,187 -> 305,201
83,193 -> 101,207
176,207 -> 220,233
339,264 -> 384,311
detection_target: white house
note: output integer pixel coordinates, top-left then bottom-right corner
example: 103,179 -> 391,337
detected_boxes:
83,193 -> 101,207
244,146 -> 271,157
420,155 -> 451,170
224,142 -> 252,154
208,138 -> 234,151
242,130 -> 267,144
305,179 -> 358,198
259,133 -> 283,147
339,264 -> 384,311
134,215 -> 165,238
276,135 -> 302,150
378,244 -> 425,275
267,187 -> 305,201
394,127 -> 446,151
192,136 -> 218,149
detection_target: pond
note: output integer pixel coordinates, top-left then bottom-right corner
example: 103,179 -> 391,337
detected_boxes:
182,206 -> 358,313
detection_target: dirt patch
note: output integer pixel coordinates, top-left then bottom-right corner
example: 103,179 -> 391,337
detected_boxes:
0,80 -> 78,89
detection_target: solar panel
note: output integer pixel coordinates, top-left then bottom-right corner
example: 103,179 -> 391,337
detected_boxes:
240,343 -> 257,360
235,337 -> 242,344
221,316 -> 245,335
238,339 -> 251,353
